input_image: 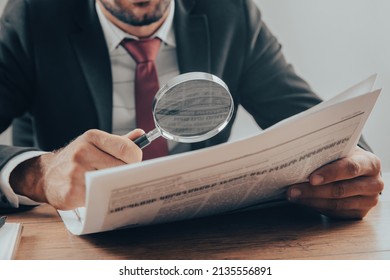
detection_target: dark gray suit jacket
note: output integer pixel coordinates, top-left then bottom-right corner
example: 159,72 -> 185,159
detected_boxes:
0,0 -> 329,170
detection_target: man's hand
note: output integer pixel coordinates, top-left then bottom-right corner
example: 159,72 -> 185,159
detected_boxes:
10,129 -> 144,210
287,146 -> 384,219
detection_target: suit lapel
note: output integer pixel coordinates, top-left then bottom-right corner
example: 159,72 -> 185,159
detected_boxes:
68,0 -> 210,134
71,0 -> 112,132
174,0 -> 211,74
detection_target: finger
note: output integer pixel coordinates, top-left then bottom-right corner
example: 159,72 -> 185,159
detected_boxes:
70,141 -> 128,170
81,129 -> 142,164
309,147 -> 381,186
123,129 -> 145,141
319,209 -> 369,220
292,195 -> 379,215
288,176 -> 384,200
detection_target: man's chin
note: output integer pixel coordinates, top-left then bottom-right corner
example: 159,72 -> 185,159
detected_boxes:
99,0 -> 171,28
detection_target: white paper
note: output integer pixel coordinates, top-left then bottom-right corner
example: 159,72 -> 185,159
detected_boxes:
0,223 -> 23,260
59,76 -> 380,235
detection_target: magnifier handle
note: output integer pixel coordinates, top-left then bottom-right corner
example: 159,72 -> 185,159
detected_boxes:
134,134 -> 150,149
133,128 -> 161,149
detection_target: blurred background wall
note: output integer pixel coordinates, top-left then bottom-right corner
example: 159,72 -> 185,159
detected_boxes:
0,0 -> 389,170
231,0 -> 390,171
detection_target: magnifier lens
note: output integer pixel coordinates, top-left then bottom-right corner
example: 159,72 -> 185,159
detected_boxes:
134,72 -> 234,148
154,79 -> 233,141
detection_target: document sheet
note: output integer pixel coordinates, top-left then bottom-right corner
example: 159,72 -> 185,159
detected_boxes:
0,222 -> 23,259
59,75 -> 380,235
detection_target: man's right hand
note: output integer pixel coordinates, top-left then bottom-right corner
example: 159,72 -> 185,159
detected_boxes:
9,129 -> 144,210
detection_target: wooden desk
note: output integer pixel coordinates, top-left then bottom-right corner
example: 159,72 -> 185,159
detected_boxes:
7,174 -> 390,260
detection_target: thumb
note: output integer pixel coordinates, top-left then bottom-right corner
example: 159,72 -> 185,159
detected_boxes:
123,129 -> 145,141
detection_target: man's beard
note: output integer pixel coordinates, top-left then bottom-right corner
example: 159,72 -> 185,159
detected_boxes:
99,0 -> 171,26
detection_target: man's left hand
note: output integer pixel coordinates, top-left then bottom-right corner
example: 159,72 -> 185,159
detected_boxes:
287,146 -> 384,219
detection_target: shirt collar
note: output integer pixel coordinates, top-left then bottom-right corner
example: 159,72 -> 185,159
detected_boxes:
96,0 -> 176,53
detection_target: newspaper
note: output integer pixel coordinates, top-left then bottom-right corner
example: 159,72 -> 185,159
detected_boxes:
59,75 -> 381,235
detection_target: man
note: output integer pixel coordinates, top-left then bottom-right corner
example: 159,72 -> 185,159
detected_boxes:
0,0 -> 383,218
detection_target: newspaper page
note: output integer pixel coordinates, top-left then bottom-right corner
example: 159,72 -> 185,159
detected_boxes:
59,76 -> 380,235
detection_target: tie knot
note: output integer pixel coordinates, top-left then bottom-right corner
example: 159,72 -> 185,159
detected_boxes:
121,38 -> 161,63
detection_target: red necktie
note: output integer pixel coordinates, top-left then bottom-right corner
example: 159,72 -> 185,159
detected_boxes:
121,38 -> 168,160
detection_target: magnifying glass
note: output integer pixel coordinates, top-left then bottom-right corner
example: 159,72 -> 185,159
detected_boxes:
134,72 -> 234,148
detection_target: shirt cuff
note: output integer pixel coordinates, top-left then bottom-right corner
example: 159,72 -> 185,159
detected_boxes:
0,151 -> 48,208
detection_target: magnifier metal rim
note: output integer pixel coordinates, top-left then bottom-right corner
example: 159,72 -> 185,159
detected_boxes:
152,72 -> 234,143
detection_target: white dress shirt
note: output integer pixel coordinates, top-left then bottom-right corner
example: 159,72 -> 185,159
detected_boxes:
96,0 -> 180,137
